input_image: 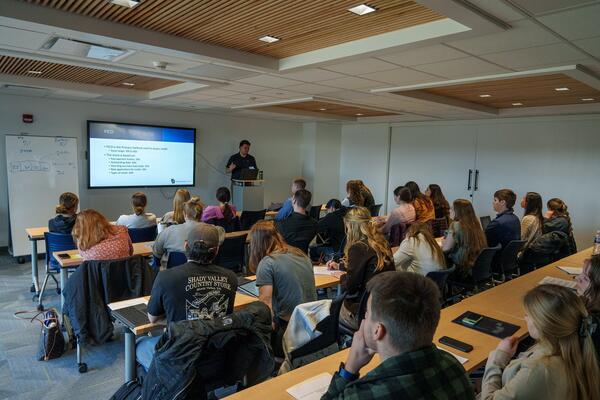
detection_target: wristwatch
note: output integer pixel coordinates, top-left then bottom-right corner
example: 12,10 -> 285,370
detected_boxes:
338,362 -> 359,381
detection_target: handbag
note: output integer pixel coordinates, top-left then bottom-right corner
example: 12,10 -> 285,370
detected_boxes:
14,309 -> 65,361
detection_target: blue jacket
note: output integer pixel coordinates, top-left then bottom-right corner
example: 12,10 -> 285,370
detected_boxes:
275,198 -> 293,221
485,209 -> 520,248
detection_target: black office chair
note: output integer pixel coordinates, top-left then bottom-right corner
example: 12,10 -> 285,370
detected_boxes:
309,205 -> 322,220
338,290 -> 369,339
207,216 -> 242,233
449,245 -> 501,295
479,216 -> 492,230
167,251 -> 187,269
494,240 -> 526,281
240,210 -> 266,230
214,234 -> 247,272
37,232 -> 77,310
368,204 -> 382,217
426,266 -> 456,306
128,226 -> 158,243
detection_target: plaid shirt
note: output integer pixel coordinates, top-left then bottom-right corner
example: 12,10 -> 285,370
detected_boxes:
322,345 -> 475,400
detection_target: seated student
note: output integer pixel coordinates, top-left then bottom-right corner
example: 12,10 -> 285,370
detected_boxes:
249,221 -> 317,356
327,207 -> 394,330
485,189 -> 520,249
72,209 -> 133,261
481,284 -> 600,400
136,224 -> 238,371
520,192 -> 543,249
341,180 -> 375,208
201,186 -> 237,224
426,184 -> 451,221
442,199 -> 487,277
405,181 -> 435,223
116,192 -> 157,229
575,255 -> 600,357
48,192 -> 79,234
357,180 -> 375,209
394,222 -> 445,276
322,272 -> 474,399
544,198 -> 577,254
161,188 -> 190,226
380,186 -> 415,234
310,199 -> 347,262
275,178 -> 306,221
275,189 -> 317,254
153,197 -> 225,267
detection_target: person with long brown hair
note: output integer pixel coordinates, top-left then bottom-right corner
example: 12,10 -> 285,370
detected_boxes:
341,180 -> 375,208
442,199 -> 487,274
481,284 -> 600,400
520,192 -> 543,249
327,207 -> 394,330
394,222 -> 445,276
425,184 -> 450,221
161,188 -> 191,226
379,186 -> 415,234
544,197 -> 577,254
250,220 -> 316,356
201,186 -> 237,223
116,192 -> 157,229
72,209 -> 133,261
48,192 -> 79,234
405,181 -> 435,223
575,254 -> 600,356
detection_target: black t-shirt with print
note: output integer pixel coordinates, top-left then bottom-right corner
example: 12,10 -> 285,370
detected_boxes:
226,152 -> 257,180
148,262 -> 238,323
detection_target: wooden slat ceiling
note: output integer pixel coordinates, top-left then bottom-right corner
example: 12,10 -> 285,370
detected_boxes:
418,74 -> 600,108
0,55 -> 181,91
256,100 -> 399,118
24,0 -> 445,58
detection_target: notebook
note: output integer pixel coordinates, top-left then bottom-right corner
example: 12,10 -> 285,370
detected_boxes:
287,373 -> 332,400
538,276 -> 577,290
556,266 -> 583,275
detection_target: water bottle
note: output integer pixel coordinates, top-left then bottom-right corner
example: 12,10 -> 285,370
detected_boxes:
593,231 -> 600,255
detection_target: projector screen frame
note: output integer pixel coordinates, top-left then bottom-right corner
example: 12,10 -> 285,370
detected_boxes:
87,120 -> 197,189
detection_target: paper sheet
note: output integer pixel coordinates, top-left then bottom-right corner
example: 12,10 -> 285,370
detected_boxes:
538,276 -> 577,289
314,266 -> 337,276
287,373 -> 332,400
437,346 -> 469,365
556,266 -> 582,275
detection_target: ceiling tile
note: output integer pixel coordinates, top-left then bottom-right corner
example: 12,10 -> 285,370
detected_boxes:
225,82 -> 270,93
317,76 -> 385,89
480,43 -> 586,70
191,88 -> 240,97
466,0 -> 526,22
253,88 -> 308,99
511,0 -> 599,16
412,57 -> 510,79
0,26 -> 50,50
321,58 -> 400,75
574,36 -> 600,57
359,67 -> 440,85
183,64 -> 260,80
376,44 -> 469,67
278,68 -> 347,82
447,20 -> 560,55
537,3 -> 600,40
236,74 -> 303,88
119,51 -> 201,72
283,83 -> 341,94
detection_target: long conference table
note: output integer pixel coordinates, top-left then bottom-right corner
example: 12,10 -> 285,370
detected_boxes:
222,247 -> 592,400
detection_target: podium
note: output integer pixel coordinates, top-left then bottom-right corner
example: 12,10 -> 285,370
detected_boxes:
232,179 -> 264,211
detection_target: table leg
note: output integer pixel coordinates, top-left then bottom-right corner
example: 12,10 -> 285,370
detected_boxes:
31,239 -> 39,294
60,268 -> 67,312
124,330 -> 136,382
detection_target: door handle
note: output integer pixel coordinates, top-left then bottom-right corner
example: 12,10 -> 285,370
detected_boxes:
467,169 -> 472,191
474,169 -> 480,191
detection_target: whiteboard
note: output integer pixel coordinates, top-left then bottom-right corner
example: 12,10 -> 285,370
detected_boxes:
5,135 -> 79,257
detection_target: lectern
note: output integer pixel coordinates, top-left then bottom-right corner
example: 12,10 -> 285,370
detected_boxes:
232,179 -> 264,211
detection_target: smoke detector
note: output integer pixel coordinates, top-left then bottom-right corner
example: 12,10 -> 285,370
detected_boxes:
152,61 -> 168,70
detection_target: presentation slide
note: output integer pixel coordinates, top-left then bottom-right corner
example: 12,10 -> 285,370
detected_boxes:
88,121 -> 195,188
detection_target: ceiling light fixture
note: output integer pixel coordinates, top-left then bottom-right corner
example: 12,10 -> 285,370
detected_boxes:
356,113 -> 364,116
581,98 -> 595,101
259,35 -> 280,43
554,87 -> 570,91
122,82 -> 135,86
108,0 -> 141,8
348,4 -> 376,15
319,108 -> 327,111
26,70 -> 43,75
512,102 -> 523,106
479,94 -> 491,98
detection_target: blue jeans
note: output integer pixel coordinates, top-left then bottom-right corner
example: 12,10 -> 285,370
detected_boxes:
136,335 -> 161,371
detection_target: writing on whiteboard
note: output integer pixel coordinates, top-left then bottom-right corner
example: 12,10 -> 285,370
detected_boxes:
9,160 -> 50,172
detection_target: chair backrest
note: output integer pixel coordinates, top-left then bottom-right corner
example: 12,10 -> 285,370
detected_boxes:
167,251 -> 188,269
368,204 -> 382,217
128,225 -> 158,243
430,217 -> 449,238
44,232 -> 77,271
214,234 -> 247,272
471,245 -> 501,283
207,216 -> 242,233
388,223 -> 407,247
240,210 -> 266,230
480,216 -> 492,230
309,205 -> 322,220
426,266 -> 456,303
499,240 -> 526,275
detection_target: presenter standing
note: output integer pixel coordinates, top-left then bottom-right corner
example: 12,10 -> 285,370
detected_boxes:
226,139 -> 258,180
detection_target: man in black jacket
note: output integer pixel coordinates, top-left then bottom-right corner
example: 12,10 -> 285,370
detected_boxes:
310,199 -> 347,262
276,189 -> 317,254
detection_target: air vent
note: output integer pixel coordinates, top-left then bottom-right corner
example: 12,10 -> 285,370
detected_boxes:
41,37 -> 132,61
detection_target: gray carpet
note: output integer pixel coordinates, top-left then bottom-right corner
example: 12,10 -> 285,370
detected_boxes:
0,251 -> 125,400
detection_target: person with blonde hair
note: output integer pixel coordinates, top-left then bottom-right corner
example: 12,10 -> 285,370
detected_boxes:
116,192 -> 157,229
327,207 -> 394,330
575,254 -> 600,356
394,222 -> 445,276
161,188 -> 191,226
48,192 -> 79,234
72,209 -> 133,261
481,284 -> 600,400
250,220 -> 316,356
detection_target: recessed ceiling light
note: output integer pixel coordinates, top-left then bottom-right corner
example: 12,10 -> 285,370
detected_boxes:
121,82 -> 135,86
348,4 -> 376,15
26,70 -> 42,75
259,35 -> 280,43
356,113 -> 364,116
479,94 -> 492,98
581,98 -> 595,101
512,102 -> 523,106
319,108 -> 327,111
554,87 -> 570,91
108,0 -> 141,8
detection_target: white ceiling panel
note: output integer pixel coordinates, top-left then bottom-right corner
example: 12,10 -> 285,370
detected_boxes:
537,4 -> 600,40
412,57 -> 510,79
183,64 -> 261,80
0,26 -> 50,50
321,58 -> 399,75
466,0 -> 526,22
359,67 -> 440,85
376,44 -> 469,67
278,68 -> 347,82
574,36 -> 600,57
118,51 -> 202,72
512,0 -> 598,16
190,88 -> 240,97
253,88 -> 308,99
317,76 -> 385,89
208,97 -> 250,105
283,83 -> 342,94
481,43 -> 585,69
225,82 -> 270,93
236,74 -> 303,88
447,20 -> 560,55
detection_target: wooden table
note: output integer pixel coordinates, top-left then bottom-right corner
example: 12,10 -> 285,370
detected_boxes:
25,226 -> 48,294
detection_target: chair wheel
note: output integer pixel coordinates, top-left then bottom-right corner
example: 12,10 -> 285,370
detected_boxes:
78,363 -> 88,373
37,304 -> 44,311
56,288 -> 61,294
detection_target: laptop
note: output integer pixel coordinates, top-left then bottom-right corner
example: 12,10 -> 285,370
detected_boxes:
239,168 -> 259,180
237,279 -> 259,298
480,216 -> 492,230
111,303 -> 149,329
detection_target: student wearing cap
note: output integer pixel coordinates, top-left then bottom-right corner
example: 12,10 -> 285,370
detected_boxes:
136,223 -> 238,371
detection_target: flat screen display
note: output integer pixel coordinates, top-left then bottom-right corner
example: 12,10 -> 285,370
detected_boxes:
88,121 -> 196,188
